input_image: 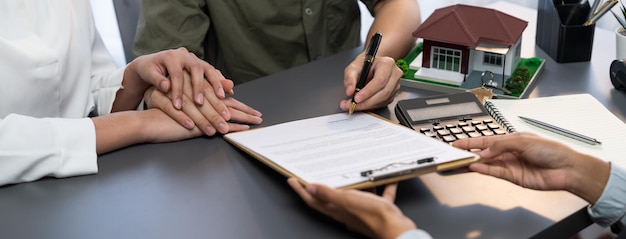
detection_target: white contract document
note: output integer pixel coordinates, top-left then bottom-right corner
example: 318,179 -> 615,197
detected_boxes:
224,113 -> 477,189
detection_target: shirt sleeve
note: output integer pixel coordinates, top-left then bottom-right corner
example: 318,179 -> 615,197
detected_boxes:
359,0 -> 380,16
87,2 -> 126,116
134,0 -> 210,58
396,229 -> 433,239
90,54 -> 125,116
587,164 -> 626,228
0,114 -> 98,186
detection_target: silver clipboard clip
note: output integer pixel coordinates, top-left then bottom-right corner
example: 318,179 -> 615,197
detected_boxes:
360,157 -> 437,182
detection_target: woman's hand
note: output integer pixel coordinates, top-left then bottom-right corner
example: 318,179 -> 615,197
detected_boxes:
129,47 -> 229,109
144,72 -> 262,135
453,133 -> 611,204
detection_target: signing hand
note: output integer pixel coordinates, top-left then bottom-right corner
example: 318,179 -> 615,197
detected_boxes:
340,54 -> 402,112
287,178 -> 416,239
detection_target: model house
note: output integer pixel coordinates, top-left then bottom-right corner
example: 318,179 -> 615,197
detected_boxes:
411,4 -> 527,86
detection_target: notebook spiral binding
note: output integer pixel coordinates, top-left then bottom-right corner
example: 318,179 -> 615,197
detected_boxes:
484,101 -> 517,133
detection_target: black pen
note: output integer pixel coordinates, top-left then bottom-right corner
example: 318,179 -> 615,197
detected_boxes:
518,116 -> 602,145
349,32 -> 382,115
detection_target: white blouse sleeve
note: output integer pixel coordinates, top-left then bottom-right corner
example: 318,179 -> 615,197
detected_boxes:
85,2 -> 126,116
0,1 -> 124,186
0,114 -> 98,186
396,229 -> 433,239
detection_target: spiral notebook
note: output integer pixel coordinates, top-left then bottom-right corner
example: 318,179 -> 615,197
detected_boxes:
484,94 -> 626,168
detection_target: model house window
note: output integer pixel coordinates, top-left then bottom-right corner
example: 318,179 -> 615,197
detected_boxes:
483,52 -> 503,66
432,47 -> 461,72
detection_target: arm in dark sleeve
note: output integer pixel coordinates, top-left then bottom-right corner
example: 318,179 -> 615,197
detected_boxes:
133,0 -> 210,58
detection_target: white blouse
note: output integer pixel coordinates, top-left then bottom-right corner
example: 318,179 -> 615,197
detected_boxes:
0,0 -> 125,185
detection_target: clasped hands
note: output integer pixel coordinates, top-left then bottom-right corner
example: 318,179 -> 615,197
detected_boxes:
134,47 -> 263,136
143,74 -> 263,136
138,48 -> 404,135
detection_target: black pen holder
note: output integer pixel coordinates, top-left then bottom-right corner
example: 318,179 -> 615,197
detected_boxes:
536,0 -> 595,63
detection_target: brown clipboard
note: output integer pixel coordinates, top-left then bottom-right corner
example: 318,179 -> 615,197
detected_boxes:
223,113 -> 479,190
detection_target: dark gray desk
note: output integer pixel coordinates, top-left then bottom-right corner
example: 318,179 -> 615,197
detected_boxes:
2,3 -> 626,239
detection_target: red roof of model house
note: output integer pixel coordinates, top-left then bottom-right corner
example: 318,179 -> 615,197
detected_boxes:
413,4 -> 527,47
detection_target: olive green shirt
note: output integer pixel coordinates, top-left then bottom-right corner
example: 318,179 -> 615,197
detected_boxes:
134,0 -> 377,84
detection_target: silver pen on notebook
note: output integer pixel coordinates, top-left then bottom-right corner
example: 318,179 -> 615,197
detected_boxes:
518,116 -> 601,145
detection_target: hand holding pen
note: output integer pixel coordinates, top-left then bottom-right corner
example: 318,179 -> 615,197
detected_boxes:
349,32 -> 383,115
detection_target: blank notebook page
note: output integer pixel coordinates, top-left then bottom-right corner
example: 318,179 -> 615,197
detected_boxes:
486,94 -> 626,168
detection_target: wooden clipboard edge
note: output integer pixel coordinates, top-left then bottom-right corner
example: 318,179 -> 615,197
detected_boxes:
339,162 -> 439,190
224,112 -> 480,190
348,113 -> 481,188
366,112 -> 403,125
339,155 -> 479,190
222,113 -> 394,187
436,155 -> 479,172
226,132 -> 479,190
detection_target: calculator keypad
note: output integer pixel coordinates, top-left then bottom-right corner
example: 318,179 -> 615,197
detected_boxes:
416,116 -> 506,143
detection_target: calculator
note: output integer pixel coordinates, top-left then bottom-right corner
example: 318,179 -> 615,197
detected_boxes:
394,92 -> 507,143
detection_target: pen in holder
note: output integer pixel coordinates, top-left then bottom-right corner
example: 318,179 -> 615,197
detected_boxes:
536,0 -> 595,63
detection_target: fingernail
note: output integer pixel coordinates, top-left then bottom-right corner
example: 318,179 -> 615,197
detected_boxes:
175,99 -> 182,109
219,122 -> 228,133
219,88 -> 225,98
206,126 -> 216,135
160,80 -> 168,91
254,116 -> 263,124
340,102 -> 348,111
222,110 -> 229,118
479,148 -> 491,157
185,119 -> 194,129
254,110 -> 262,117
306,185 -> 317,195
196,93 -> 204,105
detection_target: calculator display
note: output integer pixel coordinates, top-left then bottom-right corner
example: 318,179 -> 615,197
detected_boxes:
395,92 -> 508,144
406,101 -> 483,122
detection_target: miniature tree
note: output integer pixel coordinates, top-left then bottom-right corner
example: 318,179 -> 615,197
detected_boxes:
506,67 -> 530,95
396,59 -> 409,75
526,57 -> 542,67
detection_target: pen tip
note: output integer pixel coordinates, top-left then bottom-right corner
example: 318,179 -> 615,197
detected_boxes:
349,102 -> 356,115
